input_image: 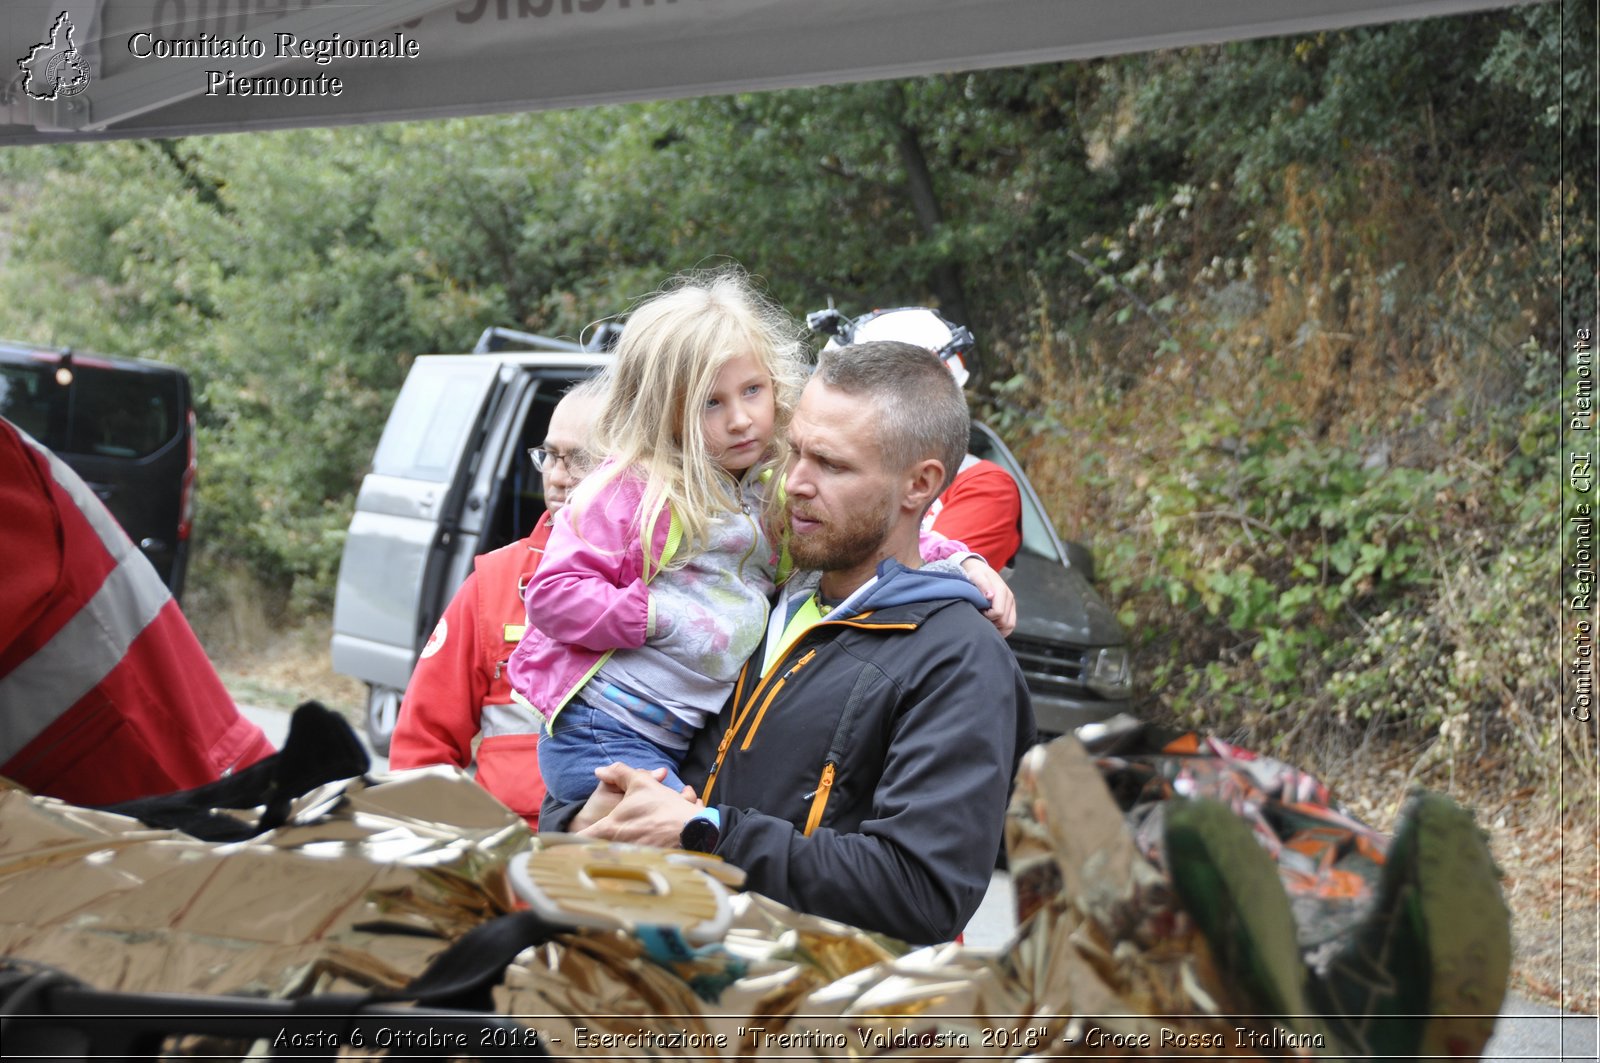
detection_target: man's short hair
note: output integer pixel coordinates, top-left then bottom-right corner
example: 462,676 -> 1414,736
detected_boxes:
562,372 -> 609,405
813,340 -> 970,494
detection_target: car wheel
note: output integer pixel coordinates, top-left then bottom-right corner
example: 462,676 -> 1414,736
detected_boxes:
365,685 -> 401,757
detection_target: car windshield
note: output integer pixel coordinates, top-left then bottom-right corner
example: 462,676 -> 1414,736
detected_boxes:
965,422 -> 1062,563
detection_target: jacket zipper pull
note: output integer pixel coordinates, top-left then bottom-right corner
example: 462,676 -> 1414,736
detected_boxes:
781,648 -> 817,681
803,762 -> 836,837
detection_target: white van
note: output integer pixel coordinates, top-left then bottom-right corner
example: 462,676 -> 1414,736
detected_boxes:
331,335 -> 1132,753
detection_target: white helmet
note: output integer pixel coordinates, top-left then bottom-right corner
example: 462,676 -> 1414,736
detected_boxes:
808,305 -> 975,388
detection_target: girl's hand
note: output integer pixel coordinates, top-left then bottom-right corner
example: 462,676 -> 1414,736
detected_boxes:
577,763 -> 702,846
959,556 -> 1017,637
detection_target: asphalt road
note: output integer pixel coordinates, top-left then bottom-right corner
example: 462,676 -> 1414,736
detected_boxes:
239,701 -> 1596,1061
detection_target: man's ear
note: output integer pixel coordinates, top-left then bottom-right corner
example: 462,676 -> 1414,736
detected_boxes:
902,458 -> 945,512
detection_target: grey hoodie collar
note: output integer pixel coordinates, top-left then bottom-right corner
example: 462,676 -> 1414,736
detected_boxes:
779,557 -> 987,624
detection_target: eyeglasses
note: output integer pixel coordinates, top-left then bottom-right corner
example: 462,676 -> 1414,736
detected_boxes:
530,447 -> 589,473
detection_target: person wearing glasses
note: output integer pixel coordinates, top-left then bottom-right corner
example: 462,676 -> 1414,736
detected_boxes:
389,377 -> 606,827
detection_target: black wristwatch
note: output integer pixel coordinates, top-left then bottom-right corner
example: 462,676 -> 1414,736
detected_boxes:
679,808 -> 722,853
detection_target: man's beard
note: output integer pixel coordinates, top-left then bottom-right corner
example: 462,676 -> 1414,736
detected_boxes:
786,498 -> 895,575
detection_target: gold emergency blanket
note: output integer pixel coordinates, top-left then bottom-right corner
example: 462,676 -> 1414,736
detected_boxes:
0,741 -> 1285,1059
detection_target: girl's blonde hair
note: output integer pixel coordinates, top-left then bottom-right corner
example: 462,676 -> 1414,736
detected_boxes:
582,267 -> 807,567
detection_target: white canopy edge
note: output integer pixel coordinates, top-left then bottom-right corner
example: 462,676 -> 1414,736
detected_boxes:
2,0 -> 1539,145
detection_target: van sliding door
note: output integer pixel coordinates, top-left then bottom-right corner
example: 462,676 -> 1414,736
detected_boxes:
330,357 -> 504,694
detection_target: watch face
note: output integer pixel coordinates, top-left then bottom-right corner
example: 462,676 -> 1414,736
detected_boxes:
680,816 -> 720,853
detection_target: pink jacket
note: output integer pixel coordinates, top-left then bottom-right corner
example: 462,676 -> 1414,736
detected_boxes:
504,467 -> 686,724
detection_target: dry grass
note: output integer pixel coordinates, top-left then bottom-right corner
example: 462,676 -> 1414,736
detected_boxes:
185,565 -> 364,726
1498,799 -> 1600,1014
207,623 -> 366,722
1298,723 -> 1599,1016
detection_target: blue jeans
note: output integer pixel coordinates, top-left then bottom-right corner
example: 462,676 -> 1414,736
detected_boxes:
537,701 -> 687,804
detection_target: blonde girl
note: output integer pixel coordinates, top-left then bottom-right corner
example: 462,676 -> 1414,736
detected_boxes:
507,268 -> 983,804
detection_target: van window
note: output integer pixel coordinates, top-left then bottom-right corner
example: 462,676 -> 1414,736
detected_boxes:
482,381 -> 564,551
0,361 -> 54,442
66,365 -> 180,458
371,362 -> 497,481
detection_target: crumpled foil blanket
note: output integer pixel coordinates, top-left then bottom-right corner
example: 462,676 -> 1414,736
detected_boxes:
0,740 -> 1321,1059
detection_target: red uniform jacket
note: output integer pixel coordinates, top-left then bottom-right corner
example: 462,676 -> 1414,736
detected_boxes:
389,514 -> 554,827
0,418 -> 274,805
926,457 -> 1023,570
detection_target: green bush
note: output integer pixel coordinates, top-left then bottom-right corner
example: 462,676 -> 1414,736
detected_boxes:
1047,373 -> 1563,784
1100,402 -> 1447,705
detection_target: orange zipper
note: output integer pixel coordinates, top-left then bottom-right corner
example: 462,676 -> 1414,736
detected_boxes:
803,763 -> 836,836
704,650 -> 812,801
740,648 -> 815,750
703,616 -> 916,802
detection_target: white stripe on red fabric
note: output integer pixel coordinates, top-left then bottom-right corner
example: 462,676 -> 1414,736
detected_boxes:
0,437 -> 171,761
